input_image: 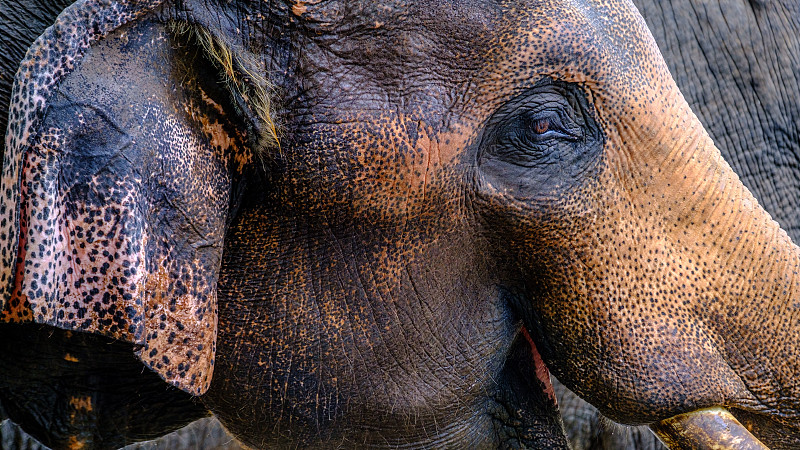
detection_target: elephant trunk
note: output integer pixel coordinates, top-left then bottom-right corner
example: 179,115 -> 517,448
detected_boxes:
540,83 -> 800,445
629,90 -> 800,443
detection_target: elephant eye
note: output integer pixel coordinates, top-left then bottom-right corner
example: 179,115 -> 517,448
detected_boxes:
476,80 -> 604,198
532,118 -> 550,134
481,105 -> 584,165
521,110 -> 582,144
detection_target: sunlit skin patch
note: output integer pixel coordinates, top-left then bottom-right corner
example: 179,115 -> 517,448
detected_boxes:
67,436 -> 86,450
69,396 -> 93,413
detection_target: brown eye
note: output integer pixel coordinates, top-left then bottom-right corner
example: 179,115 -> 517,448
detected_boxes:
532,118 -> 550,134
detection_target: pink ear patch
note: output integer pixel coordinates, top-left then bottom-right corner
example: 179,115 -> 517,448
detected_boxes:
1,0 -> 165,314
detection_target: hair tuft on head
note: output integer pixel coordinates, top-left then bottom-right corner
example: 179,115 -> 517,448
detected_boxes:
167,21 -> 281,155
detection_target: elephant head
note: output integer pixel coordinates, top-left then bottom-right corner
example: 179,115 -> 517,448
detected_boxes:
2,0 -> 800,448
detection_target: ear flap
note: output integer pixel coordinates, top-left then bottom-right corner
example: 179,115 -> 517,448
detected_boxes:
1,0 -> 253,395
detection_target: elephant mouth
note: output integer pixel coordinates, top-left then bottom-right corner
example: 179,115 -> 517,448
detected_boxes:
517,324 -> 771,449
498,324 -> 569,447
519,326 -> 558,406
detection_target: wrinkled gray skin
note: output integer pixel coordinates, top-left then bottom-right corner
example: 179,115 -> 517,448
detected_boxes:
0,0 -> 798,449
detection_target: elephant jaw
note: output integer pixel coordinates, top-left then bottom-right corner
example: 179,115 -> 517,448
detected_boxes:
521,324 -> 768,449
523,324 -> 769,450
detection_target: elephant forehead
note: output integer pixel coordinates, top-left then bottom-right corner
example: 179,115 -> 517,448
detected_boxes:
472,0 -> 673,115
307,2 -> 664,88
286,0 -> 680,161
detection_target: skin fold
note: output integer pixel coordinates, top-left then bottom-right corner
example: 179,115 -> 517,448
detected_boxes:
1,0 -> 800,449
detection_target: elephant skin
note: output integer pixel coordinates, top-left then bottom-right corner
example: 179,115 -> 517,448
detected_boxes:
2,0 -> 800,449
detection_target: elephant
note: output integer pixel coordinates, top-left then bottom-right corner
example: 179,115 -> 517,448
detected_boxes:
1,0 -> 800,449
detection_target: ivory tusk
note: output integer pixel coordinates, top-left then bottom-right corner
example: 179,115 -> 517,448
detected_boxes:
650,407 -> 769,450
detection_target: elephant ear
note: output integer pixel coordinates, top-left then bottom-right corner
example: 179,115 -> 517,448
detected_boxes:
0,0 -> 255,395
